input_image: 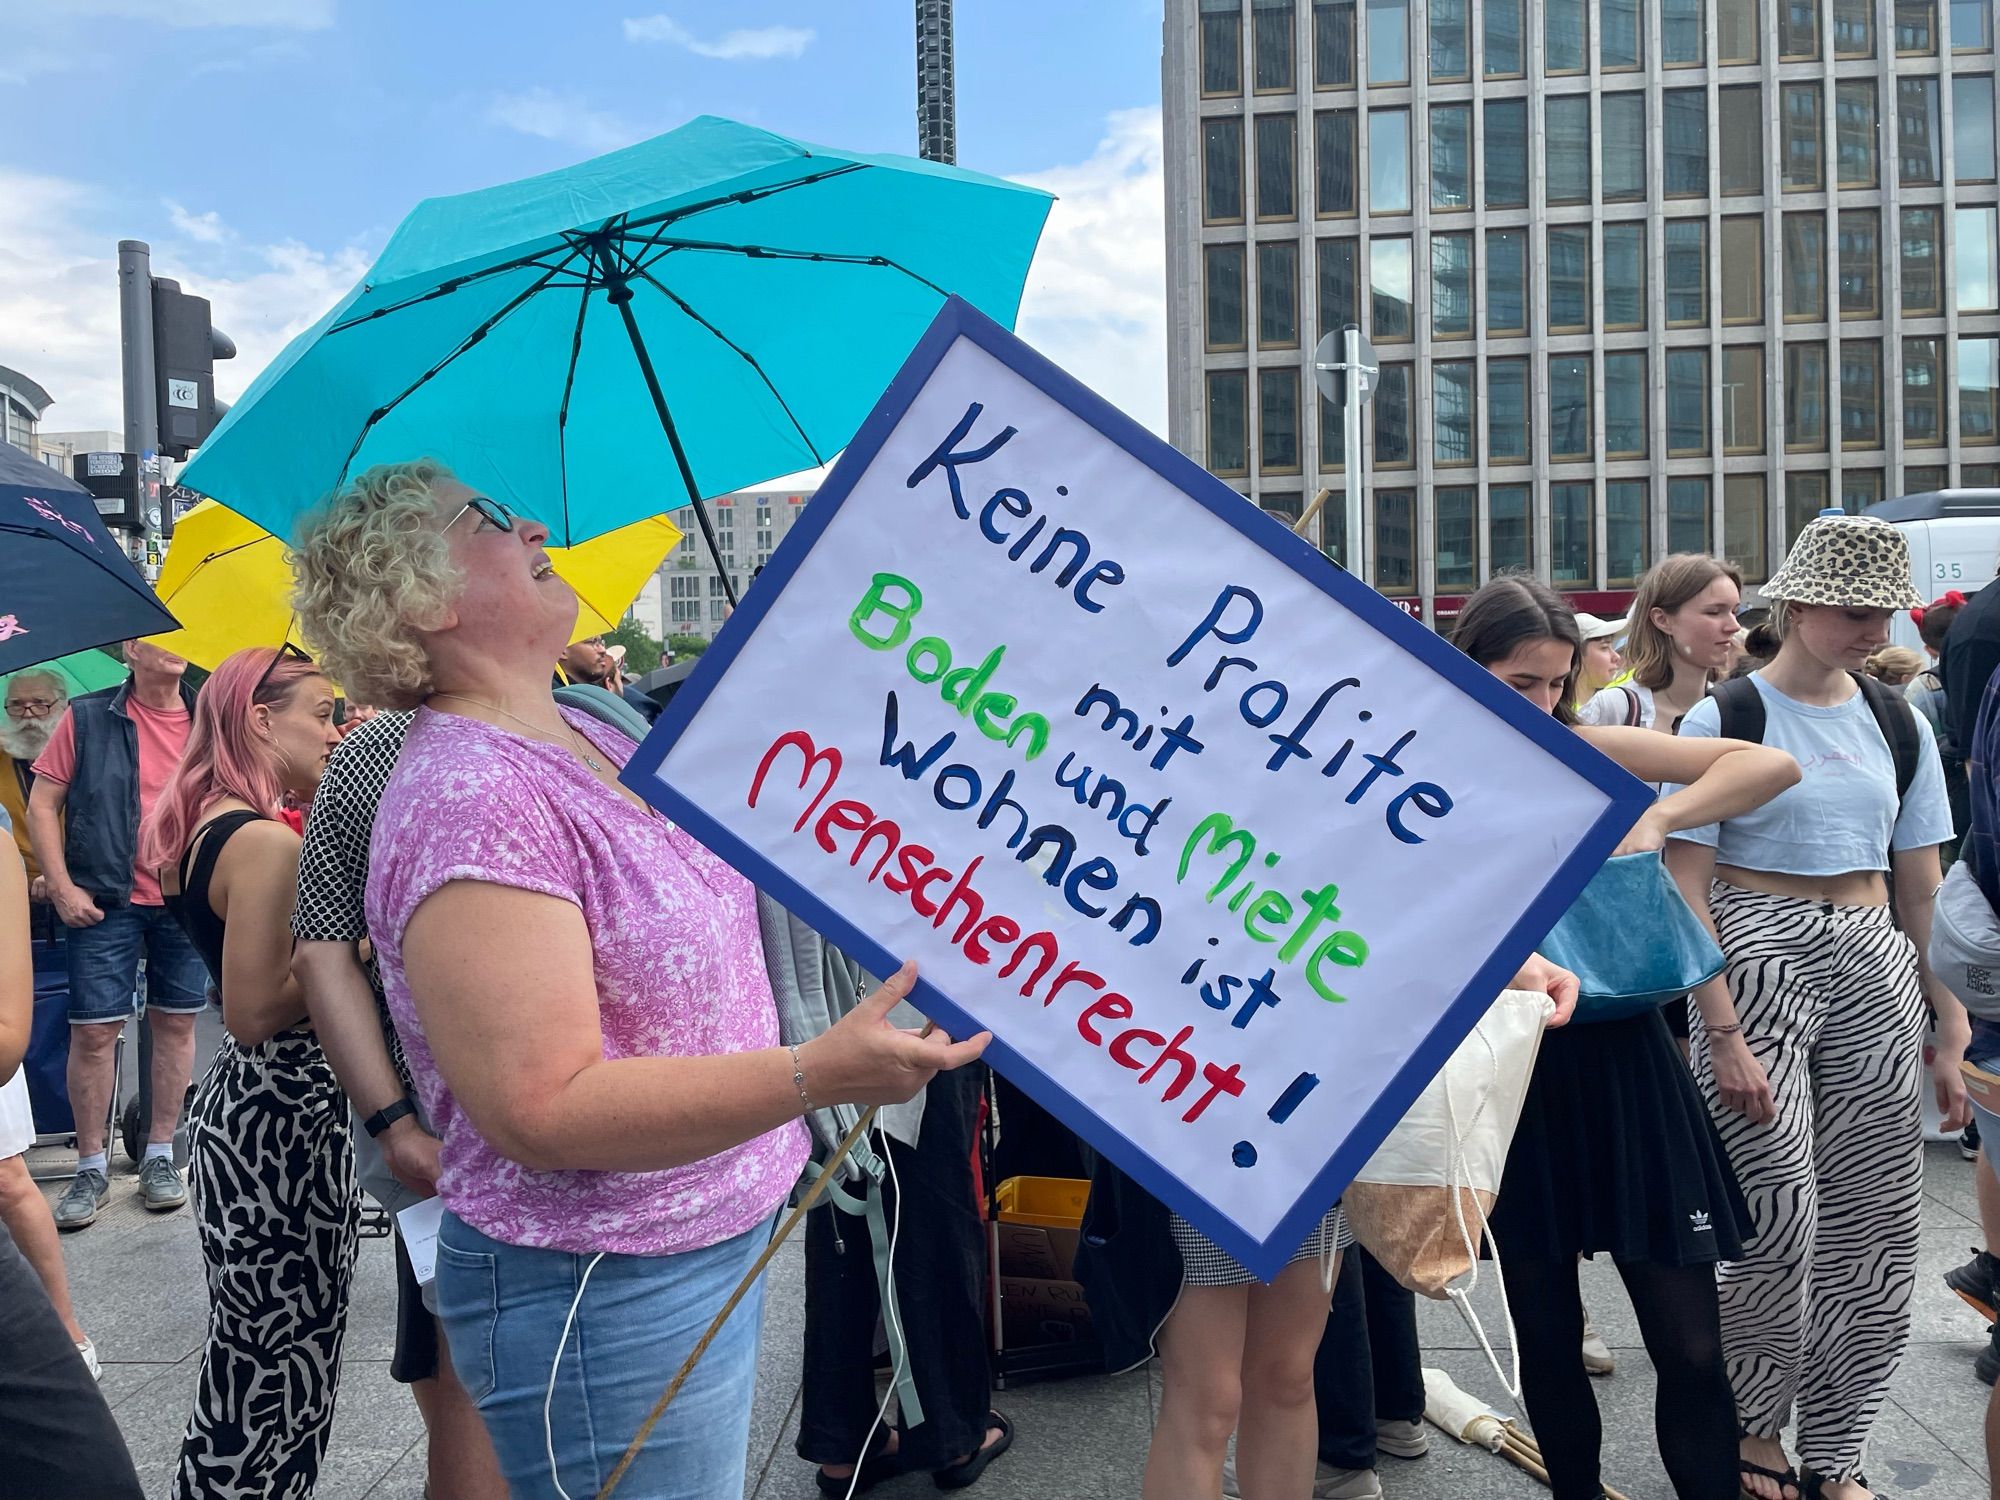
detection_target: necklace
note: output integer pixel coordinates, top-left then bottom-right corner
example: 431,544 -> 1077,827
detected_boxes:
430,693 -> 604,772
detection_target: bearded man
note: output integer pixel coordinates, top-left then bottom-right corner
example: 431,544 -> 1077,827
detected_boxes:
1,670 -> 71,1122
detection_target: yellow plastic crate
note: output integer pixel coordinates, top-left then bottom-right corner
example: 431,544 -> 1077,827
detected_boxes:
994,1175 -> 1089,1230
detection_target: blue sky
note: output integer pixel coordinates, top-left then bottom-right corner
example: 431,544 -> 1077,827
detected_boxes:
2,0 -> 1168,435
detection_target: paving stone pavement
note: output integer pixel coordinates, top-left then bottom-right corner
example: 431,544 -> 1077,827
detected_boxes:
33,1139 -> 1997,1499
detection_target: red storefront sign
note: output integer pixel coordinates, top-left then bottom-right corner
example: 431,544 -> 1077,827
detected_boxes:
1427,589 -> 1637,624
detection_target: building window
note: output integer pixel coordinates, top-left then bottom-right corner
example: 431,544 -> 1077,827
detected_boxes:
1721,216 -> 1764,325
1607,480 -> 1649,585
1907,464 -> 1949,492
1785,471 -> 1830,542
1260,492 -> 1305,526
1605,352 -> 1648,458
1779,0 -> 1820,58
1968,463 -> 2000,485
1366,0 -> 1409,84
1956,0 -> 1994,49
1259,368 -> 1302,472
1961,206 -> 2000,312
1667,348 -> 1711,454
1835,80 -> 1879,187
1841,339 -> 1884,449
1485,0 -> 1525,74
1603,0 -> 1642,68
1430,0 -> 1470,78
1432,232 -> 1474,336
1785,342 -> 1829,450
1663,90 -> 1709,197
1374,488 -> 1416,592
1669,478 -> 1712,552
1487,228 -> 1528,334
1253,0 -> 1296,89
1317,237 -> 1360,336
1485,100 -> 1529,208
1374,362 -> 1413,465
1962,336 -> 2000,442
1838,209 -> 1881,319
1898,0 -> 1938,52
1315,111 -> 1358,215
1547,97 -> 1592,204
1318,386 -> 1347,469
1205,245 -> 1247,350
1957,76 -> 1999,182
1548,225 -> 1592,332
1370,237 -> 1413,340
1321,485 -> 1348,557
1665,0 -> 1705,63
1603,222 -> 1647,330
1489,357 -> 1531,460
1547,0 -> 1589,72
1905,335 -> 1946,447
1208,370 -> 1249,474
1549,354 -> 1594,460
1433,361 -> 1476,466
1783,213 -> 1826,321
1902,206 -> 1945,314
1781,83 -> 1824,191
1551,482 -> 1593,584
1723,345 -> 1766,453
1835,0 -> 1875,54
1721,85 -> 1765,195
1369,109 -> 1411,213
1257,241 -> 1300,346
1256,115 -> 1298,219
1666,219 -> 1709,324
1314,0 -> 1357,85
1844,471 -> 1885,511
1201,0 -> 1243,94
1204,119 -> 1244,223
1899,77 -> 1943,185
1492,485 -> 1532,572
1431,104 -> 1472,210
1435,486 -> 1478,589
1603,92 -> 1647,202
1725,475 -> 1768,582
1719,0 -> 1760,61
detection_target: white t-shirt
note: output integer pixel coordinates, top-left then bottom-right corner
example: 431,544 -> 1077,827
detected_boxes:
1578,683 -> 1656,729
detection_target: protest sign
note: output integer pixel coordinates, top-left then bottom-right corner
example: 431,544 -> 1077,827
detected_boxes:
623,297 -> 1650,1279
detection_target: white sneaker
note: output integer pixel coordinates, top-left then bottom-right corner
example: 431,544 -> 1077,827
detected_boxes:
75,1338 -> 101,1382
1376,1417 -> 1429,1459
1581,1316 -> 1614,1376
1314,1466 -> 1384,1500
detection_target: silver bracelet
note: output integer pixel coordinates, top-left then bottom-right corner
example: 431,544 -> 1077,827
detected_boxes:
789,1044 -> 816,1113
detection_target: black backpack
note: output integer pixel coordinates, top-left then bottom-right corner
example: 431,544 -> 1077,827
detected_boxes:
1710,671 -> 1921,809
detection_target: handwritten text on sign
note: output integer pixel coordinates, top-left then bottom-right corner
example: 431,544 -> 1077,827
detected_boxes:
626,304 -> 1643,1279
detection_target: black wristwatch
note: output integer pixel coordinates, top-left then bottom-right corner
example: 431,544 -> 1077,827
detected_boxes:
362,1098 -> 418,1138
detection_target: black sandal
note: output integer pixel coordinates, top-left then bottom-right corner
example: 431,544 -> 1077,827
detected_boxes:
934,1411 -> 1014,1491
817,1436 -> 904,1497
1742,1456 -> 1804,1500
1801,1468 -> 1889,1500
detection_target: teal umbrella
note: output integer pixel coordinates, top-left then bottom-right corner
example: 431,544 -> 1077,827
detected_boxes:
30,649 -> 127,697
180,115 -> 1052,603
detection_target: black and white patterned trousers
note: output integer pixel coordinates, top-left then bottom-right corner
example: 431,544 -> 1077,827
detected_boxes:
1693,884 -> 1925,1482
173,1029 -> 359,1500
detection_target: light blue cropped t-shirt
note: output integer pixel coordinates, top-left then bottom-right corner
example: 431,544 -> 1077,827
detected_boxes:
1667,675 -> 1952,875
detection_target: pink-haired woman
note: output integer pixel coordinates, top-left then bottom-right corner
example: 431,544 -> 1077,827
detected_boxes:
139,646 -> 349,1500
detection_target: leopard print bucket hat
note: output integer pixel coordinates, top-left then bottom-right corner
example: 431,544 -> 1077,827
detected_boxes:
1761,513 -> 1924,611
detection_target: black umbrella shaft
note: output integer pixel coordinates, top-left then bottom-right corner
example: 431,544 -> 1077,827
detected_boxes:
609,289 -> 740,611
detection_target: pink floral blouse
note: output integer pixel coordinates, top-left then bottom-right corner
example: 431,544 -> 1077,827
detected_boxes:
366,706 -> 806,1255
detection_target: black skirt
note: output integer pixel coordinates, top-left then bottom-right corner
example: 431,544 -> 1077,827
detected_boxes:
1487,1008 -> 1750,1266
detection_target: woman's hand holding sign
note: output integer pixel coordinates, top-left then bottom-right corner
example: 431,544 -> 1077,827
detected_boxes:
797,961 -> 993,1106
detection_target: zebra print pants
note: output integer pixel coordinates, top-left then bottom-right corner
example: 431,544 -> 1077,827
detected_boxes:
1692,884 -> 1926,1482
173,1029 -> 359,1500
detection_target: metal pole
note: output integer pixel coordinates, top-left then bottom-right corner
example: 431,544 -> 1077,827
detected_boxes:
1343,323 -> 1364,577
118,241 -> 158,458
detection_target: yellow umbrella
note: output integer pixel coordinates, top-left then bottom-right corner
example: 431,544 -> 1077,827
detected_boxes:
147,500 -> 681,672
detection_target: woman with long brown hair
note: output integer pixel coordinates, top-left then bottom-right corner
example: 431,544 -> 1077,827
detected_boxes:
1579,555 -> 1743,732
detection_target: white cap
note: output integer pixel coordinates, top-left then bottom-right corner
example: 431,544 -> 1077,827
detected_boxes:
1574,612 -> 1627,643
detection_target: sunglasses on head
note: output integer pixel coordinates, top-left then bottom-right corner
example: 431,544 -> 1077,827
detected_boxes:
251,641 -> 314,702
444,496 -> 519,534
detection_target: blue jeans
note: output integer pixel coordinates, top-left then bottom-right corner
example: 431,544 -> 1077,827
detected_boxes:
1968,1020 -> 2000,1142
65,903 -> 208,1024
435,1211 -> 775,1500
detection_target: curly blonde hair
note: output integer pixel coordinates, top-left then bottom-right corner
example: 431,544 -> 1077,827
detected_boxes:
289,459 -> 461,709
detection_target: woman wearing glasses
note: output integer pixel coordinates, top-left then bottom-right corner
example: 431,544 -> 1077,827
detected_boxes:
290,460 -> 987,1500
138,645 -> 351,1500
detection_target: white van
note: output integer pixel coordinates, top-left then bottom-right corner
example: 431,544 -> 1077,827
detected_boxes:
1867,491 -> 2000,650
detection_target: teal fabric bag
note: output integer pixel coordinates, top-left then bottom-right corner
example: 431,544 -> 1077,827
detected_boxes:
1537,852 -> 1726,1024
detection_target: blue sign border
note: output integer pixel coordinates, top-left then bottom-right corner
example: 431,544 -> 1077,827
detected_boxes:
623,295 -> 1653,1281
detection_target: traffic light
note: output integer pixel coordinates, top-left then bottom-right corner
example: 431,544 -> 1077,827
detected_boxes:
151,278 -> 235,460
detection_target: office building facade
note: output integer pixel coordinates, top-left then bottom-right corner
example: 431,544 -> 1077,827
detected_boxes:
1163,0 -> 2000,620
658,484 -> 817,641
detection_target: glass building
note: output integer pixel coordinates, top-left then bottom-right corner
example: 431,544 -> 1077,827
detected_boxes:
1163,0 -> 2000,620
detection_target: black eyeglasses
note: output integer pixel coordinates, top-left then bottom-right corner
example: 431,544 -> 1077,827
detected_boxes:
444,496 -> 518,534
251,642 -> 314,702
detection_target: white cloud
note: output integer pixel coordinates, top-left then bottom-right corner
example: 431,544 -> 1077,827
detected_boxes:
622,14 -> 814,59
0,168 -> 372,434
49,0 -> 335,26
485,88 -> 643,153
1011,106 -> 1167,434
166,202 -> 228,244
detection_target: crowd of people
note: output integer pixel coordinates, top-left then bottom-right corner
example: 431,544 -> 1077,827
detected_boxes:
0,466 -> 1997,1500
